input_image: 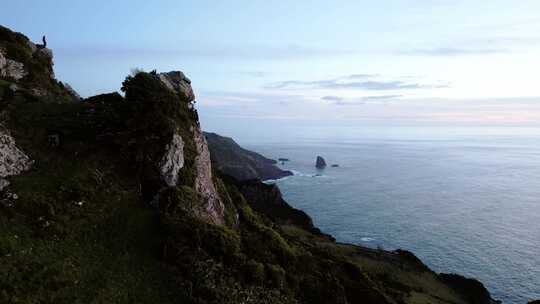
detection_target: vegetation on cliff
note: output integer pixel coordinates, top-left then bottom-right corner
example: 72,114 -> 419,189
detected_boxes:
0,25 -> 498,304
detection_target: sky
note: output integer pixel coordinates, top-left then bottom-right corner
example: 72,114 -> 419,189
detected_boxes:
2,1 -> 540,142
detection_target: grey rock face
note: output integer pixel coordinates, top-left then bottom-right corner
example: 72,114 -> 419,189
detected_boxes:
159,133 -> 184,186
158,71 -> 195,102
315,156 -> 327,169
0,128 -> 33,190
0,51 -> 5,73
192,126 -> 225,225
0,49 -> 27,81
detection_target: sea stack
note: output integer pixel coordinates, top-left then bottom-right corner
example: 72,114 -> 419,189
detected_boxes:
315,156 -> 327,169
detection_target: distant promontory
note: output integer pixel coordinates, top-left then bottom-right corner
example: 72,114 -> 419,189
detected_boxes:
204,132 -> 292,181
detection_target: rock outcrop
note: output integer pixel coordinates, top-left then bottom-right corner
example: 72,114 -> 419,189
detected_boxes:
192,126 -> 225,225
0,128 -> 33,190
204,132 -> 292,181
0,49 -> 27,80
0,26 -> 74,100
159,133 -> 185,186
154,70 -> 225,225
158,71 -> 195,102
315,155 -> 327,169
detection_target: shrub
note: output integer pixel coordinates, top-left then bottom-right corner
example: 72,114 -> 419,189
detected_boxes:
243,260 -> 265,285
266,264 -> 286,289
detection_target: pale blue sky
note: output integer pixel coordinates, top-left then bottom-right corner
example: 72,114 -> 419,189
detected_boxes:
2,1 -> 540,141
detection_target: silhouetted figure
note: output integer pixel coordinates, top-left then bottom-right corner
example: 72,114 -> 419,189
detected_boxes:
42,35 -> 47,48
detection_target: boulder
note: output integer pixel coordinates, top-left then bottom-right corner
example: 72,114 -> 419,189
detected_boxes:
315,156 -> 327,169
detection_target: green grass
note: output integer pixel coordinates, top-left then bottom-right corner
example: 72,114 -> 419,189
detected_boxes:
1,166 -> 184,304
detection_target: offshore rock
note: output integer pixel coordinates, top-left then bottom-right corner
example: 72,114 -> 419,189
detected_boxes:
315,155 -> 327,169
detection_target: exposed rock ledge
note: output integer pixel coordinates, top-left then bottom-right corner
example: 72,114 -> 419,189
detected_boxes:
0,128 -> 33,190
156,70 -> 225,225
159,133 -> 184,187
158,71 -> 195,102
192,126 -> 225,225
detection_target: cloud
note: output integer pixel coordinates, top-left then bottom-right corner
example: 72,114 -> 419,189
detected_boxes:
346,74 -> 378,79
57,43 -> 355,61
362,94 -> 403,101
399,35 -> 540,57
325,94 -> 403,106
321,95 -> 344,102
266,74 -> 447,91
401,47 -> 508,56
238,71 -> 269,78
198,90 -> 312,107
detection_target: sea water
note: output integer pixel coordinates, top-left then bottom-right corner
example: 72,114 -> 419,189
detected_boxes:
246,126 -> 540,304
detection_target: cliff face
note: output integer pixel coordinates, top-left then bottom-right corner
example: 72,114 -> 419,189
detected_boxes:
204,131 -> 292,181
0,25 -> 499,304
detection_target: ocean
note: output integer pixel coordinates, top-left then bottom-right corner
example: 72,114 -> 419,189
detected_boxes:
246,126 -> 540,304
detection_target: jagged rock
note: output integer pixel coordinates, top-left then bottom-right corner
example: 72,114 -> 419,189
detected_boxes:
0,49 -> 27,81
158,71 -> 195,102
315,156 -> 327,169
159,133 -> 184,186
192,126 -> 225,225
0,128 -> 33,190
155,69 -> 225,224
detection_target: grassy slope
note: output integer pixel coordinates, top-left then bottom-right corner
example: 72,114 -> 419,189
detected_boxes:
0,25 -> 494,304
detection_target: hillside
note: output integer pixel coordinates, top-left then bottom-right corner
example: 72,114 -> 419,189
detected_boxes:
0,25 -> 499,304
204,132 -> 292,181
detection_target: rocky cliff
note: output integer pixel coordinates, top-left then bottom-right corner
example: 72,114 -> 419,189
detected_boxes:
0,25 -> 500,304
205,131 -> 292,181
